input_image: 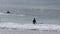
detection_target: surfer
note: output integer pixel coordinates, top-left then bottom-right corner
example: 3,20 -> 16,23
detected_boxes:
32,18 -> 37,24
7,11 -> 10,14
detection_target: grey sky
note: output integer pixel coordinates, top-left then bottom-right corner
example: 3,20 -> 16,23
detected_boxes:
0,0 -> 60,9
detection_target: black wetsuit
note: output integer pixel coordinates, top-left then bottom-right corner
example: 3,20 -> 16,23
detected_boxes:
33,18 -> 36,24
7,11 -> 10,13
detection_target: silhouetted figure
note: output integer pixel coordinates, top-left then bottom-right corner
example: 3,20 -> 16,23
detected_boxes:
7,11 -> 10,14
33,18 -> 37,24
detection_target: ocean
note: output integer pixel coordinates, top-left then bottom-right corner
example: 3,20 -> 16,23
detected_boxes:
1,14 -> 60,24
0,8 -> 60,34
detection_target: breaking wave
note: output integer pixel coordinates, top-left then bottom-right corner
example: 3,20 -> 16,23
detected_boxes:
0,13 -> 25,16
0,22 -> 60,32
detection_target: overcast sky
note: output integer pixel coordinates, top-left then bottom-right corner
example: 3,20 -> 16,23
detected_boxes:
0,0 -> 60,9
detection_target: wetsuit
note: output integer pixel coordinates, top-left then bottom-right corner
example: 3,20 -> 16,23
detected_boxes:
33,18 -> 36,24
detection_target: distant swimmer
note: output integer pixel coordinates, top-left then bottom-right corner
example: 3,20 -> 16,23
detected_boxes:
32,18 -> 37,24
7,11 -> 10,13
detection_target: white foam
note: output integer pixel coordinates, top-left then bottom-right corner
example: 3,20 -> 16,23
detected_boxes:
0,22 -> 60,31
0,13 -> 25,16
0,13 -> 6,15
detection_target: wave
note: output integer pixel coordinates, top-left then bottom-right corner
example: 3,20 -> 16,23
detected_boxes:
0,22 -> 60,32
0,13 -> 25,16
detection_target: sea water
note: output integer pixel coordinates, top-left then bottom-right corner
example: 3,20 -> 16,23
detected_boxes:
0,8 -> 60,34
0,13 -> 60,24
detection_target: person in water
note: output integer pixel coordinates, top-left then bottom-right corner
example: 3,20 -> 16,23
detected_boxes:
33,18 -> 37,24
7,11 -> 10,13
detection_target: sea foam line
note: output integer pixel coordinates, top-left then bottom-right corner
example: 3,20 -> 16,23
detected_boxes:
0,22 -> 60,31
0,13 -> 25,16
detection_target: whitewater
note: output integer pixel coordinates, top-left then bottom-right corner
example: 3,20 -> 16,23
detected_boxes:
0,22 -> 60,32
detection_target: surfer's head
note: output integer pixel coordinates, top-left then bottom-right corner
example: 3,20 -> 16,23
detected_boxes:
34,18 -> 36,20
7,11 -> 10,13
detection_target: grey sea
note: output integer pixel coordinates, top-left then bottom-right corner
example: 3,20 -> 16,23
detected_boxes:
0,0 -> 60,34
0,8 -> 60,34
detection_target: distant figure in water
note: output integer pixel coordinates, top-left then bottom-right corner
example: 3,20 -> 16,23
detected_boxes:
7,11 -> 10,14
33,18 -> 37,24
